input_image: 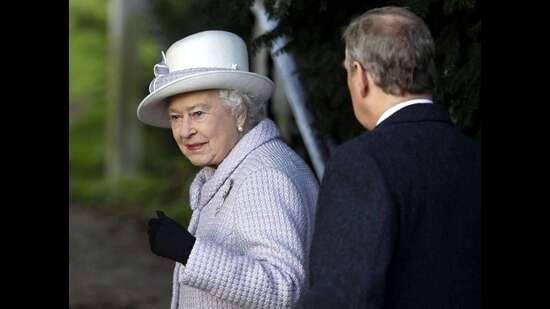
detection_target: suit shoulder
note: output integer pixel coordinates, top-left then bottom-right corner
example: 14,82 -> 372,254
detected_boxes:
325,135 -> 384,178
330,132 -> 379,162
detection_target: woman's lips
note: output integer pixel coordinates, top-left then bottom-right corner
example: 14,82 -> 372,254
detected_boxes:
186,142 -> 206,151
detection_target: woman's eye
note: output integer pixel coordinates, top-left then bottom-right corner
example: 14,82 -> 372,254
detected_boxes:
170,114 -> 181,121
192,111 -> 205,118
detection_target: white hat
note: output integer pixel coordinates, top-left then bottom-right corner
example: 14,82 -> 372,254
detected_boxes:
136,30 -> 274,128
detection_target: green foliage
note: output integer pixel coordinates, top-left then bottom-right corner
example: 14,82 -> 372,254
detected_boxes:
258,0 -> 481,142
69,0 -> 195,222
149,0 -> 255,49
69,0 -> 108,106
69,0 -> 108,185
69,98 -> 106,178
257,0 -> 389,144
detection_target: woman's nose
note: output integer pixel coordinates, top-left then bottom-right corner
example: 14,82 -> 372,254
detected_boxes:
180,120 -> 196,139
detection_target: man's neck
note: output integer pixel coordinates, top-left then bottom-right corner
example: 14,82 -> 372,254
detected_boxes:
384,93 -> 432,109
371,92 -> 432,124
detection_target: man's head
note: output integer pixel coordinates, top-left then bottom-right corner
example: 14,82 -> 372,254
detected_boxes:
342,6 -> 436,129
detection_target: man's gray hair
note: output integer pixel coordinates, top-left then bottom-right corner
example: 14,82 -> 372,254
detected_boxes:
343,6 -> 437,96
218,89 -> 266,132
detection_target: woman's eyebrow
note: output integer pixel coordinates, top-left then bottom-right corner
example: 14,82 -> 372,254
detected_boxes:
186,102 -> 211,112
169,103 -> 210,113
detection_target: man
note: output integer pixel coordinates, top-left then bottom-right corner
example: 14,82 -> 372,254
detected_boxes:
298,6 -> 480,309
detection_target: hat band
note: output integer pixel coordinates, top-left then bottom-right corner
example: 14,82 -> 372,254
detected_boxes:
148,67 -> 239,93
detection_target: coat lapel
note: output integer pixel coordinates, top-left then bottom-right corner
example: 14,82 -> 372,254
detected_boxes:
189,119 -> 280,212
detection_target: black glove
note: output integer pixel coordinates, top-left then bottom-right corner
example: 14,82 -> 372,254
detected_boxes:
147,210 -> 196,265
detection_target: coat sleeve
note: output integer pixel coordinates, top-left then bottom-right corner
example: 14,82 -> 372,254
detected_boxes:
180,168 -> 312,308
297,150 -> 397,309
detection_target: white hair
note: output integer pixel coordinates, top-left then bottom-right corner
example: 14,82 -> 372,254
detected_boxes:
218,89 -> 266,132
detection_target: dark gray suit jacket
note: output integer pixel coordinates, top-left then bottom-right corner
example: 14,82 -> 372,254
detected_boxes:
299,103 -> 480,309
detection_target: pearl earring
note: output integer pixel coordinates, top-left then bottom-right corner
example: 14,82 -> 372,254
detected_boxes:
237,125 -> 243,132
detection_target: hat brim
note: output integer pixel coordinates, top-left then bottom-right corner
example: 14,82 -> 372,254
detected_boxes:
136,70 -> 274,128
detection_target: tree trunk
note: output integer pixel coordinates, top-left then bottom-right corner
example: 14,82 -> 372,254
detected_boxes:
106,0 -> 147,182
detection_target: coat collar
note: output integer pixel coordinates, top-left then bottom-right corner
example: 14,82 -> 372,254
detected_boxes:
189,118 -> 280,211
376,103 -> 452,130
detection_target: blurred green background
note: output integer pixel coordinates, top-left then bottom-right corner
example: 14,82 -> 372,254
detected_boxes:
70,0 -> 199,224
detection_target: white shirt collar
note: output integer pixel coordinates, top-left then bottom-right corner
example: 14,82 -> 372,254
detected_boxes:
376,98 -> 433,126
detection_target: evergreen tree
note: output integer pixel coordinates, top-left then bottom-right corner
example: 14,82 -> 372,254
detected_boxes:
258,0 -> 481,142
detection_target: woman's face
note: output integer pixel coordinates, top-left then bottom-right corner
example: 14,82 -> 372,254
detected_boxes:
168,90 -> 242,168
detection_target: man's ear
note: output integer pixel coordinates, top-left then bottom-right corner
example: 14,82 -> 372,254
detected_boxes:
351,61 -> 369,98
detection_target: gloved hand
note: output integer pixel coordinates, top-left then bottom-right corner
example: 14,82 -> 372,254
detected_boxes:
147,210 -> 196,265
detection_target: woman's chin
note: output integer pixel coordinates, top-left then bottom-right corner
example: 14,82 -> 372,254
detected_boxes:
187,156 -> 219,168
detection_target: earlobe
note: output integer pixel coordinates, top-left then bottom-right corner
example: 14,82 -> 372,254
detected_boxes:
237,110 -> 247,133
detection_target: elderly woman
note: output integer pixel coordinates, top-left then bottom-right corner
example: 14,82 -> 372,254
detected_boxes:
137,30 -> 319,308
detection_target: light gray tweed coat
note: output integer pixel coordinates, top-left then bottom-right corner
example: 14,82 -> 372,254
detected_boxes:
170,119 -> 319,309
